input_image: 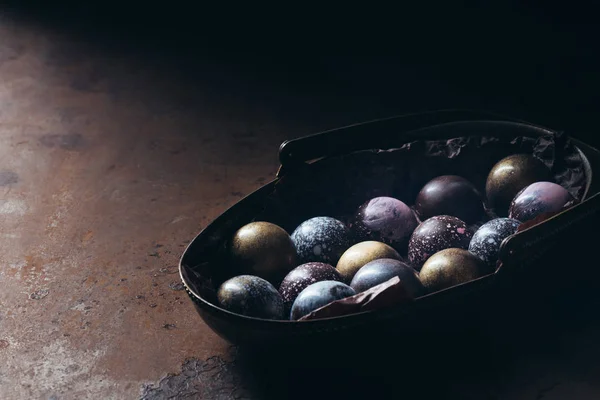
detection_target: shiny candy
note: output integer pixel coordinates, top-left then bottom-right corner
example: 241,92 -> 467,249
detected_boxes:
350,258 -> 424,297
230,221 -> 297,281
415,175 -> 484,224
278,262 -> 342,311
352,196 -> 418,251
336,241 -> 401,282
291,217 -> 352,265
509,181 -> 573,222
217,275 -> 284,319
485,154 -> 550,216
408,215 -> 472,269
419,248 -> 486,293
469,218 -> 520,268
290,280 -> 356,320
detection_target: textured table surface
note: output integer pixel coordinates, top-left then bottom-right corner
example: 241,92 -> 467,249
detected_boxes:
0,12 -> 385,399
1,8 -> 600,400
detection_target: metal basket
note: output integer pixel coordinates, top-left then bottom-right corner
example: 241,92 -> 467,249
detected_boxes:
179,110 -> 600,351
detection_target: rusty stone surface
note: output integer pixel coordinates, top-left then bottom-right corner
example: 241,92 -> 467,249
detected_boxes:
0,15 -> 340,399
140,354 -> 252,400
2,10 -> 600,400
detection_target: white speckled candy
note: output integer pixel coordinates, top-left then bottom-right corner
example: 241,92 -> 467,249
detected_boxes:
291,217 -> 351,265
217,275 -> 284,319
469,218 -> 520,267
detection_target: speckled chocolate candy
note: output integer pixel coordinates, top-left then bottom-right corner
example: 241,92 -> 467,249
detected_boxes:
419,248 -> 487,293
352,196 -> 418,251
469,218 -> 521,268
415,175 -> 485,224
509,181 -> 573,222
290,280 -> 356,320
278,262 -> 342,311
350,258 -> 424,297
291,217 -> 351,265
217,275 -> 284,319
408,215 -> 472,269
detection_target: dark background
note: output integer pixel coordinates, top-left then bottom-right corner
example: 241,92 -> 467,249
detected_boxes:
1,2 -> 599,398
3,1 -> 598,145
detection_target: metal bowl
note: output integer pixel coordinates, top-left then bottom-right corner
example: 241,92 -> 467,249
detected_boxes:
179,110 -> 600,350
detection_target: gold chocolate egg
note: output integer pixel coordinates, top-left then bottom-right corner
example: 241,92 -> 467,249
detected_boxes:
419,248 -> 487,293
336,241 -> 401,282
485,154 -> 550,216
230,221 -> 298,281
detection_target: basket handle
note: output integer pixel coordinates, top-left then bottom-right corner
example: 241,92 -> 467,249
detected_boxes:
277,109 -> 526,177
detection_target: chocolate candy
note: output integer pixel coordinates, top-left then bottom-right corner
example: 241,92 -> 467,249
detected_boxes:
230,221 -> 297,281
408,215 -> 472,269
352,196 -> 418,251
485,154 -> 550,216
217,275 -> 284,319
509,181 -> 573,222
419,248 -> 487,293
415,175 -> 484,224
469,218 -> 520,268
336,241 -> 401,282
291,217 -> 351,265
290,280 -> 356,320
350,258 -> 424,297
279,262 -> 342,311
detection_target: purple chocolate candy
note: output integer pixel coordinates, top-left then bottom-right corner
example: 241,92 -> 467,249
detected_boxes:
415,175 -> 485,224
352,196 -> 418,252
279,262 -> 342,311
407,215 -> 472,269
509,182 -> 573,222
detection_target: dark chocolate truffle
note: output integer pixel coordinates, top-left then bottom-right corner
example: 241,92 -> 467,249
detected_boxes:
415,175 -> 484,224
509,181 -> 573,222
469,218 -> 520,268
336,241 -> 401,282
230,221 -> 297,281
291,217 -> 351,265
408,215 -> 472,269
485,154 -> 550,216
217,275 -> 284,319
352,196 -> 418,251
419,248 -> 486,293
290,280 -> 356,320
350,258 -> 424,297
279,262 -> 342,311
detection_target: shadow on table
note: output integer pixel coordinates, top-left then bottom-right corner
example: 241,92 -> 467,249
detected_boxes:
232,286 -> 600,399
